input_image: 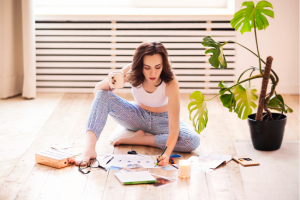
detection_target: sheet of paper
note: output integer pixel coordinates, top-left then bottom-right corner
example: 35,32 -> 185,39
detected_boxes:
97,154 -> 111,160
98,154 -> 159,169
50,143 -> 73,150
118,168 -> 136,173
162,164 -> 179,171
198,153 -> 233,163
188,156 -> 224,169
190,164 -> 214,174
115,171 -> 157,184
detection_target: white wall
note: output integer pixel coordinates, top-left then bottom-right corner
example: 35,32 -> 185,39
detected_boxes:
235,0 -> 299,94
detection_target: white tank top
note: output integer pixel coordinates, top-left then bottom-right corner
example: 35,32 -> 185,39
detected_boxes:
131,81 -> 168,107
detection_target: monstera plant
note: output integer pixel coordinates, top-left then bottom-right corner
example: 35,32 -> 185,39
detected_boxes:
188,0 -> 293,150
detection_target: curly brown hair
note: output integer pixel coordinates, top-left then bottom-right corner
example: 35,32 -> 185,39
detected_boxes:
127,41 -> 174,87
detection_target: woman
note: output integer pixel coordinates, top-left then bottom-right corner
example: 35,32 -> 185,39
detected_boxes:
74,41 -> 200,167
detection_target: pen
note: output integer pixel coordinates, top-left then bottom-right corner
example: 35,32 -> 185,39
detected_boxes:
172,164 -> 178,169
106,156 -> 114,165
155,146 -> 168,167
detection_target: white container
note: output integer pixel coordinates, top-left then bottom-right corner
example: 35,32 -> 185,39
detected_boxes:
109,71 -> 125,89
178,160 -> 191,178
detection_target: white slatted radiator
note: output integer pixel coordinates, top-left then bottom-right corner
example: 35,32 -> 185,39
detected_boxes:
35,19 -> 236,93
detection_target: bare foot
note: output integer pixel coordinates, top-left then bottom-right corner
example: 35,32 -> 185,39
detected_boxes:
73,147 -> 97,166
113,130 -> 146,146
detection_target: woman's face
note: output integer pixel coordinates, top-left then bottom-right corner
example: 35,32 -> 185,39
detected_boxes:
142,54 -> 163,85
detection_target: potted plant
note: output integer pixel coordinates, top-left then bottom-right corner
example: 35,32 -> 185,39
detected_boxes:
188,0 -> 293,151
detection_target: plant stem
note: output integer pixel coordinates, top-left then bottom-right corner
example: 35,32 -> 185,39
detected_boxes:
267,106 -> 282,110
204,94 -> 220,101
237,67 -> 254,83
225,41 -> 266,64
228,74 -> 263,89
248,68 -> 256,86
250,66 -> 279,84
222,41 -> 279,84
262,113 -> 268,121
204,74 -> 267,102
276,109 -> 284,120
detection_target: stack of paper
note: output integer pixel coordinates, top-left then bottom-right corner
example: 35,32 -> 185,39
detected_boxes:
115,171 -> 157,185
188,153 -> 233,175
198,153 -> 232,164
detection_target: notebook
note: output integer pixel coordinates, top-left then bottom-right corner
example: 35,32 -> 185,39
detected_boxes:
115,171 -> 157,185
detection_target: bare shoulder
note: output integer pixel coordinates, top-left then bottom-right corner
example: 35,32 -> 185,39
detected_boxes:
165,75 -> 179,97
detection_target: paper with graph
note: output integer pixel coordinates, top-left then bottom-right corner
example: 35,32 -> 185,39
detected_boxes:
99,154 -> 158,168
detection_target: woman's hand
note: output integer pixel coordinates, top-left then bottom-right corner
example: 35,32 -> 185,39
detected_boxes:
107,73 -> 115,91
107,70 -> 126,91
156,153 -> 170,166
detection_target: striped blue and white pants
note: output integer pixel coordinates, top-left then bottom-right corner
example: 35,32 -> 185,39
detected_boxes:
86,90 -> 200,152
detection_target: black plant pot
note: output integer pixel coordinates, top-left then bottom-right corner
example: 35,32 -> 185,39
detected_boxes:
247,113 -> 287,151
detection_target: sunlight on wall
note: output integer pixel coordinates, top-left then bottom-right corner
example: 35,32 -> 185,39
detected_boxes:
35,0 -> 228,8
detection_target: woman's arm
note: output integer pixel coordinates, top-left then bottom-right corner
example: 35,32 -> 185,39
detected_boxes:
93,63 -> 132,96
157,76 -> 180,166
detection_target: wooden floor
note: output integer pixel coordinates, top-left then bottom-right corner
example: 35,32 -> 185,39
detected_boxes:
0,93 -> 298,200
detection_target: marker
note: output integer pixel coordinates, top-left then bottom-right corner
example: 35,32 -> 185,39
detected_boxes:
172,164 -> 178,169
155,146 -> 168,167
106,156 -> 114,165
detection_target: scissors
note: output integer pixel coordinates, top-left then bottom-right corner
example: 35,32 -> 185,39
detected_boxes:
127,151 -> 146,157
128,150 -> 137,155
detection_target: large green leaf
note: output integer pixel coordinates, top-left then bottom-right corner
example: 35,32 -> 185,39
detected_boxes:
218,80 -> 231,89
218,81 -> 236,112
234,84 -> 258,119
218,80 -> 231,95
267,94 -> 293,113
202,36 -> 227,69
220,93 -> 237,112
188,91 -> 208,134
231,0 -> 274,34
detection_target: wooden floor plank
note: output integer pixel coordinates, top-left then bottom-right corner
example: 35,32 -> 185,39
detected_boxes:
102,145 -> 132,200
123,145 -> 149,200
34,94 -> 90,200
36,167 -> 72,200
0,94 -> 88,200
15,164 -> 52,200
0,159 -> 19,178
80,94 -> 115,200
0,176 -> 8,188
16,93 -> 90,200
283,95 -> 299,120
214,99 -> 246,200
282,95 -> 299,140
44,94 -> 92,200
180,93 -> 211,200
200,98 -> 238,200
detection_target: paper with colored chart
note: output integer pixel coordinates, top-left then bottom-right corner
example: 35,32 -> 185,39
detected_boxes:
162,164 -> 179,171
98,154 -> 159,168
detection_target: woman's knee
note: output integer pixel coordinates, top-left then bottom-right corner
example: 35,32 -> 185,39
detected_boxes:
95,89 -> 112,100
178,132 -> 200,152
